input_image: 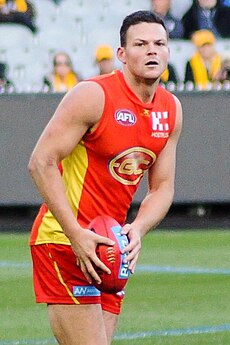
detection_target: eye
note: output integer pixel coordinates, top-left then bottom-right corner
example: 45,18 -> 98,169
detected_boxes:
157,42 -> 166,46
135,42 -> 144,47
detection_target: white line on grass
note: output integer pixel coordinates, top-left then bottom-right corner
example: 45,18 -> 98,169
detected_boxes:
114,323 -> 230,339
2,324 -> 230,344
137,265 -> 230,275
2,261 -> 230,275
0,261 -> 31,268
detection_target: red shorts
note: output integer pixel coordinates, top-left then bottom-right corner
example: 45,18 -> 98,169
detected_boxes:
30,244 -> 125,315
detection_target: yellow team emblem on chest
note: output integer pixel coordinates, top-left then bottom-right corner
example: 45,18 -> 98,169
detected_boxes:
109,147 -> 156,185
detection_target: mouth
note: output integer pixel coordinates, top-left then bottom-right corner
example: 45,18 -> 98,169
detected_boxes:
145,60 -> 159,67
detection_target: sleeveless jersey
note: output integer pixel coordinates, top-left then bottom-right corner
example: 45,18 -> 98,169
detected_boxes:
30,70 -> 176,245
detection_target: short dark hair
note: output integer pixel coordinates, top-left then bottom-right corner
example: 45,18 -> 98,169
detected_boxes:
120,10 -> 168,47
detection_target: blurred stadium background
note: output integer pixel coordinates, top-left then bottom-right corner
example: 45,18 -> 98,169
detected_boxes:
0,0 -> 229,232
0,1 -> 230,344
0,0 -> 230,89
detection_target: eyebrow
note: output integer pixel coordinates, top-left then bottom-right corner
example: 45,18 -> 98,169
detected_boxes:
134,38 -> 167,43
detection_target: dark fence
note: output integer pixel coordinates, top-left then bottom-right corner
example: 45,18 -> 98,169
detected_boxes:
1,91 -> 230,207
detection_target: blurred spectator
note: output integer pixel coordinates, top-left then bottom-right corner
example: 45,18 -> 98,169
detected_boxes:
160,63 -> 178,83
49,0 -> 62,4
43,52 -> 79,93
182,0 -> 230,39
0,0 -> 38,33
170,0 -> 193,19
214,54 -> 230,82
95,45 -> 115,75
184,29 -> 222,89
0,62 -> 15,92
151,0 -> 184,38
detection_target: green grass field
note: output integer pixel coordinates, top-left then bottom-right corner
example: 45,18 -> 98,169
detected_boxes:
1,229 -> 230,344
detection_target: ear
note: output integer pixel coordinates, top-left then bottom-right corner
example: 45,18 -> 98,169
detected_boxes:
117,47 -> 126,64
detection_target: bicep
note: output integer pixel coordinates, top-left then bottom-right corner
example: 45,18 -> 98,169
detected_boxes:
148,96 -> 183,191
32,82 -> 105,163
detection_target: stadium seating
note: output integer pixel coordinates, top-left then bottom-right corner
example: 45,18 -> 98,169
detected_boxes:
0,0 -> 229,91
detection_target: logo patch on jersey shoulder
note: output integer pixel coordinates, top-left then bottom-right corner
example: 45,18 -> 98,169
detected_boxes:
115,109 -> 136,126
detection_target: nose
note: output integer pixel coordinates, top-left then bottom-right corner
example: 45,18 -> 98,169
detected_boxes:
147,42 -> 157,55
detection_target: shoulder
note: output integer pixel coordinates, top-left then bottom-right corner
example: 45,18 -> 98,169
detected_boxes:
171,94 -> 183,138
157,88 -> 183,134
182,3 -> 197,20
156,85 -> 176,103
166,11 -> 180,23
69,80 -> 105,101
56,80 -> 106,127
87,71 -> 118,87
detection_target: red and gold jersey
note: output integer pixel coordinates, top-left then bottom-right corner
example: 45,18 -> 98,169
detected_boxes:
30,70 -> 176,245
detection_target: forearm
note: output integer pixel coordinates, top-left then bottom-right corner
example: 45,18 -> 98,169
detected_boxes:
131,185 -> 174,237
28,157 -> 81,241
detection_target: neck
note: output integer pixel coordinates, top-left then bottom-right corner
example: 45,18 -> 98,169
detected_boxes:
123,68 -> 159,103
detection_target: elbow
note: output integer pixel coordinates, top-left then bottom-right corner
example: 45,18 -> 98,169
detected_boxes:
28,152 -> 58,179
166,184 -> 175,204
169,187 -> 175,205
28,152 -> 46,178
28,154 -> 38,178
170,185 -> 175,199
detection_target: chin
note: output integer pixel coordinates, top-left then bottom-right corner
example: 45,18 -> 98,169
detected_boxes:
145,72 -> 161,81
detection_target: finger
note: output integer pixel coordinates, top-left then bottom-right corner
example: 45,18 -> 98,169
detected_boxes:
123,244 -> 141,263
80,259 -> 104,285
86,263 -> 102,285
79,260 -> 93,284
93,255 -> 111,275
97,235 -> 115,247
121,237 -> 140,254
128,254 -> 139,274
121,241 -> 133,254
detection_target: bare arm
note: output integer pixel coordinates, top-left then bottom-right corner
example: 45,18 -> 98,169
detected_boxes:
122,96 -> 183,272
28,82 -> 114,284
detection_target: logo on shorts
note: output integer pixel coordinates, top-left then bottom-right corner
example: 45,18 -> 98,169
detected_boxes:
73,286 -> 101,297
109,147 -> 156,185
115,109 -> 136,126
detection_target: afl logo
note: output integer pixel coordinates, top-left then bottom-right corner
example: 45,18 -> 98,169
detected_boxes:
115,109 -> 136,126
109,147 -> 156,186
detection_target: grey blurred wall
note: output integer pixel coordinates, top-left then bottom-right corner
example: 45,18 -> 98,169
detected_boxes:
1,91 -> 229,206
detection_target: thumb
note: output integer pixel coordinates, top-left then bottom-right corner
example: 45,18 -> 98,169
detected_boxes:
121,223 -> 132,235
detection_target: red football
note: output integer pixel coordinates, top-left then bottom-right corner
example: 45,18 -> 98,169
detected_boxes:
88,215 -> 130,293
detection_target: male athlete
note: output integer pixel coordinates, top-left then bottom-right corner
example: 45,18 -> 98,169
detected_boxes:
28,10 -> 183,345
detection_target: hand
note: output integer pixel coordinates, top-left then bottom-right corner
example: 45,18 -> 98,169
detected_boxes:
120,223 -> 142,274
71,228 -> 115,285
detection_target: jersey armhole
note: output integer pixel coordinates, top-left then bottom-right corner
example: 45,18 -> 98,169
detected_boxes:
83,81 -> 109,141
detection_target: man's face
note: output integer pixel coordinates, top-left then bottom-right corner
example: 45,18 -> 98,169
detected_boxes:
151,0 -> 171,16
118,22 -> 169,81
198,43 -> 216,59
198,0 -> 217,9
54,54 -> 71,77
98,59 -> 114,74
